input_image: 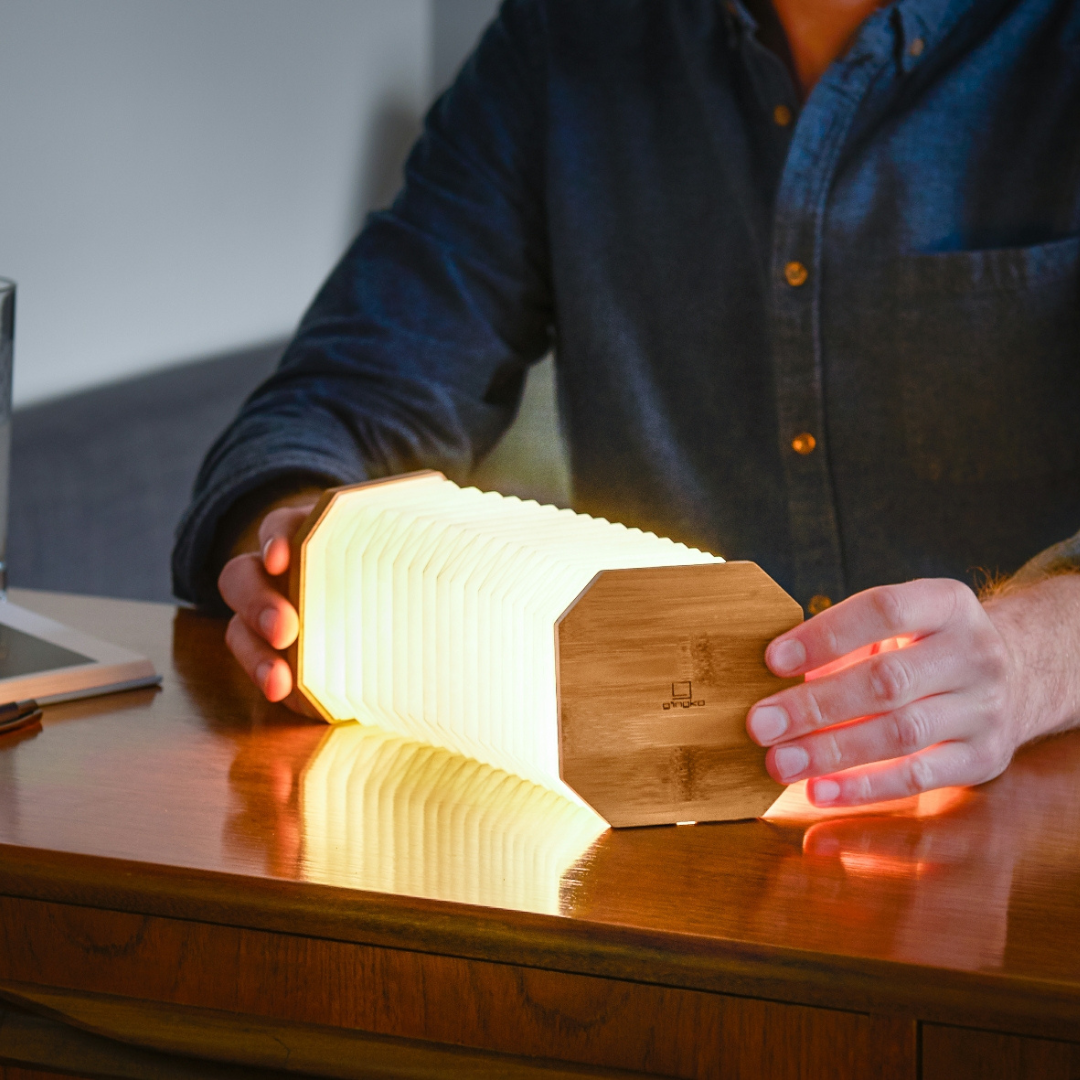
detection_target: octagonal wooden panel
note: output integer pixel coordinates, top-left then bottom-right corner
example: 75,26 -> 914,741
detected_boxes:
556,562 -> 803,827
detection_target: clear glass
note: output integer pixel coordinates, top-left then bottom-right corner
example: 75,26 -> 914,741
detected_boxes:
0,279 -> 14,599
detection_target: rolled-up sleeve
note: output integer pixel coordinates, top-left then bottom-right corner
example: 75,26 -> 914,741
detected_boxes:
1007,529 -> 1080,590
172,0 -> 553,609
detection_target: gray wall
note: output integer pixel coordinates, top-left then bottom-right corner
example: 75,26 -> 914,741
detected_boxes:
0,0 -> 515,407
431,0 -> 501,94
0,0 -> 429,406
5,0 -> 568,604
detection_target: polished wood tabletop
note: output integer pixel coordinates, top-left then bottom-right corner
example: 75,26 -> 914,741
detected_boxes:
0,589 -> 1077,1078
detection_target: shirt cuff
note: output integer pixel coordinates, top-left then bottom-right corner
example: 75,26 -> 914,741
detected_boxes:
1007,528 -> 1080,590
171,448 -> 364,613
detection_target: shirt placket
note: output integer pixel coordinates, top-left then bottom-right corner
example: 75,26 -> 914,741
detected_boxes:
765,17 -> 897,614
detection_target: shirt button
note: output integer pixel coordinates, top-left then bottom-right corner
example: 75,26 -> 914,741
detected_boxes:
784,261 -> 809,287
807,594 -> 833,616
773,104 -> 792,127
909,36 -> 925,56
791,432 -> 816,455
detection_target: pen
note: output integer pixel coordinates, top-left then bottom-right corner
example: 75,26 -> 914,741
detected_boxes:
0,699 -> 37,722
0,699 -> 42,736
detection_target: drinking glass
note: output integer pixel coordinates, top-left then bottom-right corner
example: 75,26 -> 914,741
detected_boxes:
0,280 -> 14,598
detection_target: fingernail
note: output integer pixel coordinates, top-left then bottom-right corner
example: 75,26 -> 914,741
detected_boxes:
255,661 -> 273,690
749,704 -> 789,744
812,778 -> 841,805
773,745 -> 809,780
259,608 -> 278,639
262,537 -> 275,564
769,637 -> 806,675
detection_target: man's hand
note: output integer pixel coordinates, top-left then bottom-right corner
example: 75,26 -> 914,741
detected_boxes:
218,493 -> 320,709
747,575 -> 1080,807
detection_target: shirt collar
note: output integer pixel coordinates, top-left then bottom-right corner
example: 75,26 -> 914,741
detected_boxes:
891,0 -> 957,72
720,0 -> 756,47
720,0 -> 987,76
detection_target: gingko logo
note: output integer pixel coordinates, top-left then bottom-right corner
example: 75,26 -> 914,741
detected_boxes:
662,681 -> 705,710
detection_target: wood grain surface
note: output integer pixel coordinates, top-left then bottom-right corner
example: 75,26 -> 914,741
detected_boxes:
557,562 -> 802,825
0,589 -> 1076,1077
0,980 -> 661,1080
0,910 -> 880,1080
1,1070 -> 82,1080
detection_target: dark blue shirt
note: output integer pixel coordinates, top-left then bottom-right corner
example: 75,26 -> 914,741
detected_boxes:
173,0 -> 1080,613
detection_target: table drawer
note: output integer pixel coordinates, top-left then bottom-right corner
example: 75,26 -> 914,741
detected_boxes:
923,1023 -> 1080,1080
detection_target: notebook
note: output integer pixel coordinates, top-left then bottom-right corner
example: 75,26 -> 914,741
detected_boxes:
0,600 -> 159,706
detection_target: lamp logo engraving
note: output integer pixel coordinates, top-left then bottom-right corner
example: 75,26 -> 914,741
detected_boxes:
662,681 -> 705,710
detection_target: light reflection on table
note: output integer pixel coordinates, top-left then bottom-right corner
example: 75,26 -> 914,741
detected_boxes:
299,721 -> 608,914
217,696 -> 1080,977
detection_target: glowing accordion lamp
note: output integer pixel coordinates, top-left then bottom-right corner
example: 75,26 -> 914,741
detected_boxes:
289,471 -> 803,827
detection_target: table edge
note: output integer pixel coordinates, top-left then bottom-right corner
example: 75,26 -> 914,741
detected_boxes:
0,844 -> 1076,1041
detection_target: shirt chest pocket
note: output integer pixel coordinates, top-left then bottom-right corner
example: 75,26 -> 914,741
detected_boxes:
892,235 -> 1080,484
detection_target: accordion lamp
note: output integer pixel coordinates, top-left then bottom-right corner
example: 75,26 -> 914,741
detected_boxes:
289,471 -> 802,827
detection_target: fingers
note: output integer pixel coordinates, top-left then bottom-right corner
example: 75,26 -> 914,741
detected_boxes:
257,505 -> 313,577
219,499 -> 317,708
218,553 -> 299,651
744,577 -> 1022,807
225,611 -> 320,715
765,578 -> 978,677
804,738 -> 1009,808
749,631 -> 971,746
225,614 -> 294,702
763,692 -> 971,783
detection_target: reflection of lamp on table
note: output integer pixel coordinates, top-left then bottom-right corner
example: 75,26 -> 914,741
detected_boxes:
301,722 -> 608,913
289,472 -> 803,826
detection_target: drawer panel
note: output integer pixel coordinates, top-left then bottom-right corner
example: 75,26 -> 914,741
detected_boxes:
923,1023 -> 1080,1080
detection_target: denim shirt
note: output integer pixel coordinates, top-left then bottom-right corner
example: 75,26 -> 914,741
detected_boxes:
173,0 -> 1080,613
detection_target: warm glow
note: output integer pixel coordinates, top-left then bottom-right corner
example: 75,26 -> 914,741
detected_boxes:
764,779 -> 972,823
804,633 -> 918,681
837,851 -> 930,880
300,721 -> 608,912
298,474 -> 720,805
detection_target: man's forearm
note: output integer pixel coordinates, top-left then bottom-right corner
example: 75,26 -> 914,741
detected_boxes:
983,571 -> 1080,748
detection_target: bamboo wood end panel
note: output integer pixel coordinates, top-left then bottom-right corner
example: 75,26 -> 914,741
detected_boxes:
557,562 -> 802,827
289,483 -> 337,722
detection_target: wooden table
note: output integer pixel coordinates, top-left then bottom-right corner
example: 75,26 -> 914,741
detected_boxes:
0,589 -> 1077,1080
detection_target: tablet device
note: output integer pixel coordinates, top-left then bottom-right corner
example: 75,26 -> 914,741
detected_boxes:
0,601 -> 159,706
